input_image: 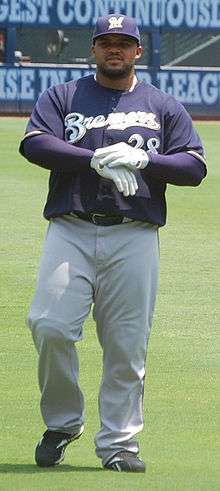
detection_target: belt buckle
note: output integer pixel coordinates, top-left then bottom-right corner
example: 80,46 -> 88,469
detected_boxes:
91,213 -> 106,225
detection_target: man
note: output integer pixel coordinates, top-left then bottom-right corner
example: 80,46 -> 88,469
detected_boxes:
19,14 -> 206,473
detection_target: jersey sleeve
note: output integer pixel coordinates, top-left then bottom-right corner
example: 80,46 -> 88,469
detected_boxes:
163,96 -> 206,164
24,83 -> 70,140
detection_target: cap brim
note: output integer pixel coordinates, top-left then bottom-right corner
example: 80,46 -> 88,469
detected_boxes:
93,32 -> 140,44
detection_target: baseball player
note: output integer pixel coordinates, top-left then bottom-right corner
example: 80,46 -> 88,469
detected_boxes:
19,15 -> 206,473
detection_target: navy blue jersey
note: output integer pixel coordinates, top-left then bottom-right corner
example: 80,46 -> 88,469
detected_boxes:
22,75 -> 205,225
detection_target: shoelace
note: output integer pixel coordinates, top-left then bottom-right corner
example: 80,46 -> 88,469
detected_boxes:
43,430 -> 71,444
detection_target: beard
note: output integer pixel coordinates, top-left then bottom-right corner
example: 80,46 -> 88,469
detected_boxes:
97,61 -> 134,80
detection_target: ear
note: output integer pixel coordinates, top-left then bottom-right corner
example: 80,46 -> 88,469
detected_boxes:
135,45 -> 143,60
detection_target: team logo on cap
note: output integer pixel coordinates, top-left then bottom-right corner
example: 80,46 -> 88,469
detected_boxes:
108,16 -> 124,30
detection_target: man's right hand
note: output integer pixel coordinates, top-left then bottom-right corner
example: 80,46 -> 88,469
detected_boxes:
90,156 -> 138,197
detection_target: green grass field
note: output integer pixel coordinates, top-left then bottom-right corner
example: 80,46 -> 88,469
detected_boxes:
0,118 -> 219,491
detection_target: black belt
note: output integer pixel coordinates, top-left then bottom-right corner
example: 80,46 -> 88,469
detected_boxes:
70,212 -> 134,226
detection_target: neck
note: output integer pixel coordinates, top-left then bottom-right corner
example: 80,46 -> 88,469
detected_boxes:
95,70 -> 137,91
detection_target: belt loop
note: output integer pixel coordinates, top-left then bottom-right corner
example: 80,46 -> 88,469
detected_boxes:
91,213 -> 107,224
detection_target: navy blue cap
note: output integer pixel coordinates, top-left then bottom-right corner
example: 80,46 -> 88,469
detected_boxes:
92,15 -> 141,45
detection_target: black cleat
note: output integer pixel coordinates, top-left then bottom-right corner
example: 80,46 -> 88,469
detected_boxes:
35,425 -> 84,467
104,451 -> 146,473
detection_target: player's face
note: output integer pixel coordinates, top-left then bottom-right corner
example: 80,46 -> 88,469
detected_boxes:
92,34 -> 142,80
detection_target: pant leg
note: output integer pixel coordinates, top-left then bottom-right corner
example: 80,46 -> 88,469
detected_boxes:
28,216 -> 96,433
93,221 -> 159,464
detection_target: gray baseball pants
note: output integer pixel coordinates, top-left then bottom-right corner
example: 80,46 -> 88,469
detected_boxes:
28,214 -> 159,465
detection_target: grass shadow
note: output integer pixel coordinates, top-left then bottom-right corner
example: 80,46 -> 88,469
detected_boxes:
0,464 -> 103,474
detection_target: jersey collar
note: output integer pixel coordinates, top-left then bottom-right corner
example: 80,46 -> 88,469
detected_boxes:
94,74 -> 138,93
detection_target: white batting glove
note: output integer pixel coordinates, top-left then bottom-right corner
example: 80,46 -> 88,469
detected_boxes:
94,142 -> 149,170
90,156 -> 138,197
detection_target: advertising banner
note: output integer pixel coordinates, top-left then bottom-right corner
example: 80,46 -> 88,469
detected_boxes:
0,65 -> 219,116
1,0 -> 220,30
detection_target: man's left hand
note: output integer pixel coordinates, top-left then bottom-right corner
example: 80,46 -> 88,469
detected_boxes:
93,142 -> 149,170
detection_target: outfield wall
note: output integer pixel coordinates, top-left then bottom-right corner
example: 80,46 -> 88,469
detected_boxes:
1,0 -> 220,117
0,65 -> 219,117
